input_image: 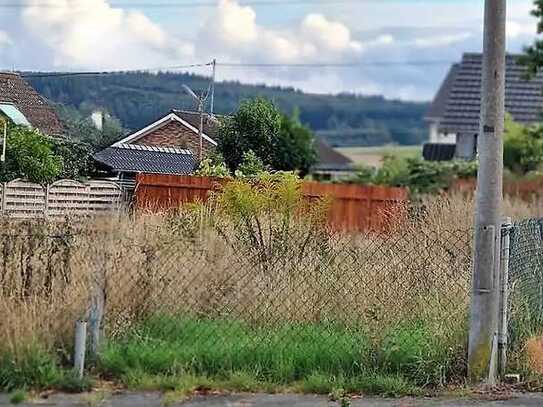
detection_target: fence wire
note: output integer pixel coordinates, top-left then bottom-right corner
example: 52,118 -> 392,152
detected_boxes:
508,218 -> 543,348
0,221 -> 472,384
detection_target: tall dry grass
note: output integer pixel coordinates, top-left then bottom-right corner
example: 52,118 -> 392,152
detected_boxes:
0,191 -> 541,383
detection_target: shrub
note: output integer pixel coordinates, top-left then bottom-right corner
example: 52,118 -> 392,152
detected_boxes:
0,125 -> 63,184
350,156 -> 478,194
504,117 -> 543,175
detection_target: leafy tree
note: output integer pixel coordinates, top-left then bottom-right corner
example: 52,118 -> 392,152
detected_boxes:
0,125 -> 63,184
518,0 -> 543,76
218,98 -> 317,174
274,111 -> 317,175
50,138 -> 97,180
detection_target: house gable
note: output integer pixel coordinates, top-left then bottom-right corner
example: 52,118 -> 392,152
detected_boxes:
113,112 -> 218,157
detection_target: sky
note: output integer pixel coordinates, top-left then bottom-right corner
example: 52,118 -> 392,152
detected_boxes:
0,0 -> 540,101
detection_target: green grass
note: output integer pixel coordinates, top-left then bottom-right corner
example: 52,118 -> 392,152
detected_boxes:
0,316 -> 463,396
100,316 -> 371,382
97,315 -> 461,395
9,390 -> 27,405
0,347 -> 93,393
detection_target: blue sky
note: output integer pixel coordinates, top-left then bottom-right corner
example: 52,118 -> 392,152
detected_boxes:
0,0 -> 539,101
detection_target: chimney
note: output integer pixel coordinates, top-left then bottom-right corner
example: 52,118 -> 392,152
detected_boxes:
91,110 -> 104,131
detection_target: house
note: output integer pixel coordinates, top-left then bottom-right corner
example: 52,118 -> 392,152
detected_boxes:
94,110 -> 219,186
0,72 -> 63,135
424,53 -> 543,161
311,138 -> 355,181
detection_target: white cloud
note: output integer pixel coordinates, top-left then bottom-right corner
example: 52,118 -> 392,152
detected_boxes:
507,20 -> 536,39
414,33 -> 472,48
0,31 -> 11,48
199,0 -> 362,63
21,0 -> 194,69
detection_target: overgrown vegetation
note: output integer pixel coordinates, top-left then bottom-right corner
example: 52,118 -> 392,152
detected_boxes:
349,156 -> 477,194
0,124 -> 98,184
2,179 -> 543,394
0,125 -> 63,184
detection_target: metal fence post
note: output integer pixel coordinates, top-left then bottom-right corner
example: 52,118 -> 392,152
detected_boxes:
88,260 -> 106,361
73,320 -> 87,379
498,217 -> 512,377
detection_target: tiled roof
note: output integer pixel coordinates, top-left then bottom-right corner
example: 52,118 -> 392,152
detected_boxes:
0,72 -> 63,135
171,110 -> 220,138
312,138 -> 353,171
94,143 -> 196,175
432,53 -> 543,134
425,63 -> 460,119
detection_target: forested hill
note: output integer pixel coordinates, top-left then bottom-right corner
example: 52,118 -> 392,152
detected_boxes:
28,71 -> 429,147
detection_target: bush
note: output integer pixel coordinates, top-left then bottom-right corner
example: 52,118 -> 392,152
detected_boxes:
504,117 -> 543,174
349,157 -> 478,194
0,125 -> 63,184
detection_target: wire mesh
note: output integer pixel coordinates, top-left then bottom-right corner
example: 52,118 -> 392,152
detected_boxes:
508,218 -> 543,348
0,219 -> 473,384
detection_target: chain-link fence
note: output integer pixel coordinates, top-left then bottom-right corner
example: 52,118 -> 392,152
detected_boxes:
0,219 -> 473,386
508,218 -> 543,353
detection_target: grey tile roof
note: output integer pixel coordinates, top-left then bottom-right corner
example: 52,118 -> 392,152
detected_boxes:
312,138 -> 353,171
430,53 -> 543,134
425,63 -> 460,119
94,144 -> 196,175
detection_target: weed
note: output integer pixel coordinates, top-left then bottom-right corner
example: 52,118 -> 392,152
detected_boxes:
81,391 -> 108,407
9,389 -> 27,405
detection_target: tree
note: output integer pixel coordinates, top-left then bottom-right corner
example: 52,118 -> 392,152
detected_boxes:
503,116 -> 543,174
0,125 -> 63,184
218,98 -> 317,174
274,112 -> 317,174
57,104 -> 125,149
517,1 -> 543,76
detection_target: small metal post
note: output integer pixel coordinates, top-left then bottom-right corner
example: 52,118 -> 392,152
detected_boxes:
89,282 -> 105,359
74,320 -> 87,379
498,217 -> 512,377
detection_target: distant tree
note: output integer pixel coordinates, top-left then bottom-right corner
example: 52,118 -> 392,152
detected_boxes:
0,125 -> 63,184
57,105 -> 125,149
274,111 -> 317,174
218,98 -> 317,174
518,1 -> 543,76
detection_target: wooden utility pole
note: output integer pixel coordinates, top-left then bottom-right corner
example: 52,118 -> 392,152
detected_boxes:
468,0 -> 507,385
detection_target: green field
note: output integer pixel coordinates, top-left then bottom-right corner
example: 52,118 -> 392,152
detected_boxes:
337,145 -> 422,167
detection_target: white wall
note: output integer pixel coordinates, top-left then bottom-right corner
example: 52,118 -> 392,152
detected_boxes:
428,121 -> 456,144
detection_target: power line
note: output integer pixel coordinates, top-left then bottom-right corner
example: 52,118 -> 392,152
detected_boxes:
19,63 -> 213,78
15,59 -> 454,79
217,60 -> 454,67
0,0 -> 361,9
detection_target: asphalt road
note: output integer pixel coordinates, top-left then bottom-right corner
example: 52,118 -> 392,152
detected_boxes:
2,392 -> 543,406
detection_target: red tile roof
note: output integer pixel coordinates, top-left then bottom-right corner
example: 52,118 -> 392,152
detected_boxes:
0,72 -> 63,136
